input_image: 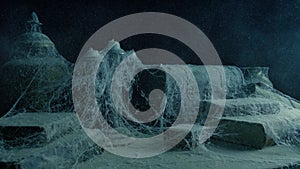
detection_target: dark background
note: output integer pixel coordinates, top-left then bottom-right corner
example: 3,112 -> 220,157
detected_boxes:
0,0 -> 299,100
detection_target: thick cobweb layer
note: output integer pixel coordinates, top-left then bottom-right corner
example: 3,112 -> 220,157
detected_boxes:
1,56 -> 73,118
1,40 -> 300,168
82,40 -> 300,148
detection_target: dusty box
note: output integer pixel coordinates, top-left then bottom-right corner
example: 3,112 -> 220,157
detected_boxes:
202,97 -> 280,118
213,108 -> 300,149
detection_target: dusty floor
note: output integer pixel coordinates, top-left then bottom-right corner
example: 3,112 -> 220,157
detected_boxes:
78,143 -> 300,169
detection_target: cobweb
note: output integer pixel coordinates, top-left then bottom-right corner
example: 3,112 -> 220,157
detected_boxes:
1,40 -> 300,168
1,55 -> 74,118
85,40 -> 300,149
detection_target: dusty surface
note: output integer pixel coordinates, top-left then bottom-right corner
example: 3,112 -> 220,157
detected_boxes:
77,143 -> 300,169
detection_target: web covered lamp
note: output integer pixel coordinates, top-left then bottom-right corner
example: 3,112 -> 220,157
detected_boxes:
0,12 -> 73,116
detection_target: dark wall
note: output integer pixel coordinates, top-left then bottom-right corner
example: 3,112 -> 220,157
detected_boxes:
0,0 -> 299,100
